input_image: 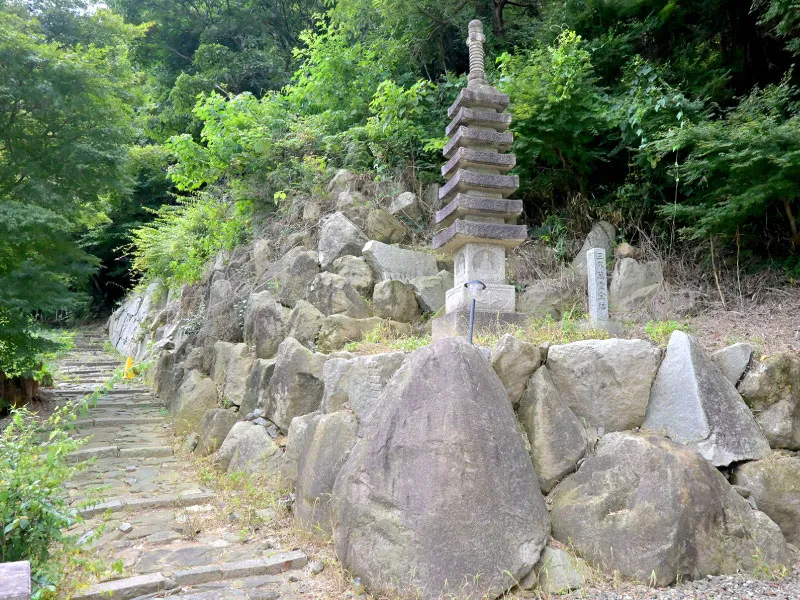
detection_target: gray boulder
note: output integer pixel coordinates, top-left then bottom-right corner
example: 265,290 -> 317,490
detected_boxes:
174,370 -> 218,436
307,272 -> 371,318
549,432 -> 790,586
243,291 -> 289,359
366,208 -> 407,244
520,368 -> 589,494
228,424 -> 282,475
196,408 -> 239,456
336,191 -> 371,225
739,352 -> 800,450
286,300 -> 326,349
280,412 -> 320,490
518,278 -> 581,319
296,411 -> 359,537
265,337 -> 328,432
205,278 -> 241,343
490,334 -> 542,407
571,221 -> 615,275
332,338 -> 550,600
711,342 -> 753,385
733,453 -> 800,545
213,421 -> 253,472
528,546 -> 590,594
257,246 -> 320,308
332,256 -> 375,297
389,191 -> 423,222
328,169 -> 358,198
410,271 -> 453,313
211,342 -> 253,408
362,240 -> 438,284
252,238 -> 272,279
316,315 -> 411,353
643,331 -> 770,466
318,212 -> 368,271
609,258 -> 664,312
372,280 -> 420,323
240,358 -> 276,416
547,338 -> 661,432
321,352 -> 407,425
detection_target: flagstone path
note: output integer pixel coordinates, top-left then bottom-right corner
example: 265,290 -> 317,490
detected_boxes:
55,331 -> 311,600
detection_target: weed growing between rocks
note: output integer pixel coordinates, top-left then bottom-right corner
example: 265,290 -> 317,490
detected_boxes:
344,322 -> 432,354
643,320 -> 693,347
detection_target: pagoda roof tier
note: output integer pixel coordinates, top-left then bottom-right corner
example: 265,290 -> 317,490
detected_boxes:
442,148 -> 516,180
435,194 -> 523,227
447,87 -> 510,119
446,107 -> 512,137
433,219 -> 527,253
443,126 -> 513,159
439,170 -> 519,205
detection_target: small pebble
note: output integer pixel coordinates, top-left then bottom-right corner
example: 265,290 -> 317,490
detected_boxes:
125,465 -> 137,472
119,522 -> 133,534
308,559 -> 324,575
253,417 -> 269,427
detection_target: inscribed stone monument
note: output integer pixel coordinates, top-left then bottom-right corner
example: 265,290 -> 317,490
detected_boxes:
587,248 -> 609,324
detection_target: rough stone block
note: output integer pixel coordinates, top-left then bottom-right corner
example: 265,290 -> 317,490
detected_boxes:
73,574 -> 167,600
0,561 -> 30,600
445,282 -> 515,313
362,240 -> 438,283
430,309 -> 527,340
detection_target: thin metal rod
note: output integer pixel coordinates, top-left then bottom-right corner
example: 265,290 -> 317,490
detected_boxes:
468,298 -> 476,344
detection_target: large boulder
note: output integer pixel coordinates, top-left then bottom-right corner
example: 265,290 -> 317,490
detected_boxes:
213,421 -> 253,472
490,334 -> 542,407
332,338 -> 550,600
609,258 -> 664,312
549,432 -> 790,586
571,221 -> 615,275
196,408 -> 239,456
389,191 -> 423,222
711,342 -> 753,385
739,352 -> 800,450
410,271 -> 453,314
321,352 -> 407,425
228,424 -> 282,475
328,169 -> 358,198
519,368 -> 589,494
362,240 -> 438,284
295,411 -> 359,537
257,246 -> 320,308
211,342 -> 253,408
316,315 -> 411,353
174,370 -> 218,436
280,412 -> 319,490
307,272 -> 371,318
546,339 -> 661,432
332,256 -> 375,297
518,278 -> 581,319
643,331 -> 770,466
265,338 -> 328,432
285,300 -> 326,349
733,453 -> 800,545
372,280 -> 420,323
365,208 -> 407,244
205,278 -> 242,343
243,291 -> 289,359
240,358 -> 276,416
318,212 -> 368,271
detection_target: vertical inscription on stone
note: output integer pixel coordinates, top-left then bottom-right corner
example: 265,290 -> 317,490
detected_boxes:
587,248 -> 609,323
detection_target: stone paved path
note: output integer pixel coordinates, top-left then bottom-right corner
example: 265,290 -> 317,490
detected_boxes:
56,331 -> 310,600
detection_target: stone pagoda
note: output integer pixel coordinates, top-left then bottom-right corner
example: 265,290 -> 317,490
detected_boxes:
431,19 -> 527,338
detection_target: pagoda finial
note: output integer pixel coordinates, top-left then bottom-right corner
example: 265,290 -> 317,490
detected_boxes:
467,20 -> 487,88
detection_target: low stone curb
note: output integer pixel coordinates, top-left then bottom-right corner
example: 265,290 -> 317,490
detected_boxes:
78,491 -> 215,518
68,445 -> 172,463
73,552 -> 308,600
73,416 -> 164,428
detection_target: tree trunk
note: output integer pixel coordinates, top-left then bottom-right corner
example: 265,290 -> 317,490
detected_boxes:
493,0 -> 506,38
782,198 -> 800,250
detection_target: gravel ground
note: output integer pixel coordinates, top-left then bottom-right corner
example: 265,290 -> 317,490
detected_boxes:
560,563 -> 800,600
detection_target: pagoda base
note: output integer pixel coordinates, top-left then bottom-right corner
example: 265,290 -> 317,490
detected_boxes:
431,309 -> 528,341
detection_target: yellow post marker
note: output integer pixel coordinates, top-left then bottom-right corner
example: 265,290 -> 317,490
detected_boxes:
124,357 -> 137,380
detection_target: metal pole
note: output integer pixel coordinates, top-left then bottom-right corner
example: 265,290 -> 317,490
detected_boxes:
468,297 -> 476,344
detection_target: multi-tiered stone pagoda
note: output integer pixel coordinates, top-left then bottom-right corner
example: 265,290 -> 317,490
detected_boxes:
431,19 -> 527,338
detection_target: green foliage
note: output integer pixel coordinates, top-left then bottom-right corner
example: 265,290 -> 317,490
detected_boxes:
129,194 -> 251,287
644,320 -> 692,346
0,405 -> 86,593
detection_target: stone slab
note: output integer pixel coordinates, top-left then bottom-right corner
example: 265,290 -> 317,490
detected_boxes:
447,87 -> 510,118
0,561 -> 30,600
73,573 -> 168,600
586,248 -> 609,323
431,310 -> 527,340
172,564 -> 223,587
436,193 -> 522,227
68,446 -> 120,463
441,148 -> 516,180
361,240 -> 438,283
446,283 -> 516,313
433,219 -> 527,253
446,107 -> 512,137
443,127 -> 513,159
119,446 -> 173,458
